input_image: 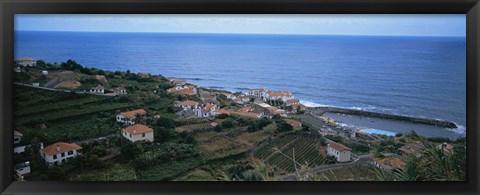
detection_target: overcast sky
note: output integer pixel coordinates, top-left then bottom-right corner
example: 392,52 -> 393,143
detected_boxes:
15,14 -> 466,37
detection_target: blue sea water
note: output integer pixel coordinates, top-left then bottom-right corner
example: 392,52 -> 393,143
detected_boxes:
15,31 -> 466,134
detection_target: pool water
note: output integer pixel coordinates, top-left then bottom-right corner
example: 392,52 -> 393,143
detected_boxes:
359,129 -> 396,136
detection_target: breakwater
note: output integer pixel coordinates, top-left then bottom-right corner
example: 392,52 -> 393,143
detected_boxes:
312,106 -> 458,129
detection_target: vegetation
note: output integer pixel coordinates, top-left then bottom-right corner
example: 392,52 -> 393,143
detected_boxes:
372,131 -> 466,181
14,60 -> 466,182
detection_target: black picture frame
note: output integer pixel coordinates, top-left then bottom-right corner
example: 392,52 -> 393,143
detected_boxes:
1,0 -> 479,194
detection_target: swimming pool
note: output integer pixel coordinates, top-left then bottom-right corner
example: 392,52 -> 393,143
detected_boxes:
359,129 -> 396,136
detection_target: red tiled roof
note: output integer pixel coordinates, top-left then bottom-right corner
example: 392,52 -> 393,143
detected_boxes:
238,106 -> 252,113
204,104 -> 217,110
41,142 -> 82,156
212,108 -> 232,115
178,89 -> 196,96
283,119 -> 302,128
178,100 -> 199,106
390,158 -> 406,169
123,124 -> 153,135
120,109 -> 146,119
14,130 -> 23,136
287,99 -> 299,103
329,142 -> 352,152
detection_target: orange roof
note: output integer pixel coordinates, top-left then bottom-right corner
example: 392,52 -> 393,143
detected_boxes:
268,91 -> 292,97
283,119 -> 302,128
268,91 -> 284,97
287,99 -> 299,103
212,108 -> 232,115
178,89 -> 196,96
17,57 -> 35,61
390,158 -> 406,169
41,142 -> 82,156
329,142 -> 352,152
120,109 -> 146,119
14,130 -> 23,136
204,104 -> 217,110
238,106 -> 252,113
123,124 -> 153,135
374,158 -> 386,166
178,100 -> 199,106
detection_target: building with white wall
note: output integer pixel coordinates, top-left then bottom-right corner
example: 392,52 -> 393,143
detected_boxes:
16,57 -> 37,67
116,109 -> 147,125
122,124 -> 154,142
40,142 -> 82,165
327,142 -> 352,163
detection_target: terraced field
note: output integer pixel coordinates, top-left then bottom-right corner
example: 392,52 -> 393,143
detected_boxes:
14,85 -> 144,144
254,135 -> 326,173
195,131 -> 250,160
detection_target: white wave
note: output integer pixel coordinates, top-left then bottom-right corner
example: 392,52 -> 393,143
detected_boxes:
447,124 -> 466,135
299,100 -> 333,108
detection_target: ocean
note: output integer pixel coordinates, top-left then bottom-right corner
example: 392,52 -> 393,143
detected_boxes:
15,31 -> 467,136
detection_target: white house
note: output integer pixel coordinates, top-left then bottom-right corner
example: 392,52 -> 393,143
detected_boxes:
176,100 -> 199,110
264,91 -> 295,102
42,70 -> 49,76
15,161 -> 31,179
195,104 -> 219,117
167,85 -> 197,96
14,67 -> 21,73
16,57 -> 37,67
327,142 -> 352,163
113,87 -> 127,94
122,124 -> 154,142
14,130 -> 23,144
285,99 -> 300,107
247,88 -> 268,99
116,109 -> 147,125
40,142 -> 82,165
90,85 -> 105,94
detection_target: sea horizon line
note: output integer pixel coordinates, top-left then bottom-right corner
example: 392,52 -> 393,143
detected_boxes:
14,30 -> 466,38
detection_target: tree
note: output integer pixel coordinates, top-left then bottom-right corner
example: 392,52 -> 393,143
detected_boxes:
36,60 -> 47,67
221,118 -> 235,129
120,142 -> 143,161
276,121 -> 293,132
156,117 -> 176,129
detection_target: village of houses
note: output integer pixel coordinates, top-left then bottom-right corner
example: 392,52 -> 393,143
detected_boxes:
13,58 -> 458,181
